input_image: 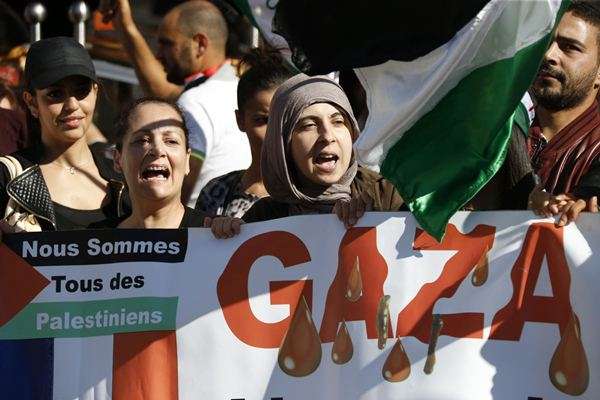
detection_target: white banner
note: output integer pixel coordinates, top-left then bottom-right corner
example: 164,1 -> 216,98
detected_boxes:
0,211 -> 597,400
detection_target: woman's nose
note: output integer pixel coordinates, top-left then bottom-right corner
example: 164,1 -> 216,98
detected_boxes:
149,139 -> 167,156
62,95 -> 78,112
319,122 -> 336,142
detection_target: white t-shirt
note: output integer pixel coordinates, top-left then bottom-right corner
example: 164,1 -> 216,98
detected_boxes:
177,63 -> 251,207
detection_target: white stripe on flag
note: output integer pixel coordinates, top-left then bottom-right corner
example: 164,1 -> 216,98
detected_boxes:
354,0 -> 561,170
53,336 -> 113,399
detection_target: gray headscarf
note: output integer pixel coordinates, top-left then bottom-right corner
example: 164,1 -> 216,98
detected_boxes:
261,74 -> 359,212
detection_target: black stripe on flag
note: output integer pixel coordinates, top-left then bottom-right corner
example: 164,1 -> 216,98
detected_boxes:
2,229 -> 188,266
273,0 -> 489,74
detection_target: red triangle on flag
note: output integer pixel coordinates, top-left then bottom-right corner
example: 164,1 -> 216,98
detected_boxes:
0,243 -> 50,327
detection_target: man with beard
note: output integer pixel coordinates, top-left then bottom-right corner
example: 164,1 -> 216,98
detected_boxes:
528,0 -> 600,224
106,0 -> 251,206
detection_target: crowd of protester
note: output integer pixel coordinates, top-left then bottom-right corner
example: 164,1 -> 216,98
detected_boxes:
1,0 -> 600,241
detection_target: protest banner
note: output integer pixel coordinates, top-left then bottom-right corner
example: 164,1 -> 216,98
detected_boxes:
0,211 -> 597,399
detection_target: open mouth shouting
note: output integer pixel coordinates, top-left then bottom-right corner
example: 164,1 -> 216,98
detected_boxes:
314,151 -> 339,173
140,164 -> 171,182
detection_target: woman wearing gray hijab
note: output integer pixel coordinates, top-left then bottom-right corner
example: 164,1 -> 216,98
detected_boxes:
209,74 -> 402,238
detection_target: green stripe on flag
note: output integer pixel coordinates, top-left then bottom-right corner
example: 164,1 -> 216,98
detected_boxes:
514,102 -> 531,138
0,297 -> 178,339
381,6 -> 567,241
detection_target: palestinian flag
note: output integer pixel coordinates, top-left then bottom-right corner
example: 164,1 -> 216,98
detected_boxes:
232,0 -> 567,240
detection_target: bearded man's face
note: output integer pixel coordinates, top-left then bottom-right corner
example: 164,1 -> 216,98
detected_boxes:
532,12 -> 600,111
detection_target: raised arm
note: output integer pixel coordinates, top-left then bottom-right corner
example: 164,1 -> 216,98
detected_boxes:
103,0 -> 183,101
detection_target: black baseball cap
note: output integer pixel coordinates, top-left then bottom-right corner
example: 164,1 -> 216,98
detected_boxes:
24,37 -> 97,90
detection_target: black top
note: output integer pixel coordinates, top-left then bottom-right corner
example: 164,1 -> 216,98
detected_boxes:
89,206 -> 207,229
53,202 -> 108,230
180,206 -> 208,227
196,170 -> 261,218
0,143 -> 127,231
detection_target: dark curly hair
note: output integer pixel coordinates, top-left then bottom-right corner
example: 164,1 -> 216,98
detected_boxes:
114,97 -> 189,151
236,48 -> 296,111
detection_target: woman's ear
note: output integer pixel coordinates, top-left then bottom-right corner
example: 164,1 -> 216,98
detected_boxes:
22,91 -> 39,118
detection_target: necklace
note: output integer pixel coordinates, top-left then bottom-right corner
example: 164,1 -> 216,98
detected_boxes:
48,159 -> 91,175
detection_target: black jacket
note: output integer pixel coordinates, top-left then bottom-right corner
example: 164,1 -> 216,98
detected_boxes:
0,143 -> 128,231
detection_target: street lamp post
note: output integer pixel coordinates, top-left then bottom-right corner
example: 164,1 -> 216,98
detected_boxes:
23,2 -> 47,43
68,1 -> 90,46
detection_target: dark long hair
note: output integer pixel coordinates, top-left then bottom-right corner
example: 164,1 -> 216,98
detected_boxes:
24,97 -> 42,146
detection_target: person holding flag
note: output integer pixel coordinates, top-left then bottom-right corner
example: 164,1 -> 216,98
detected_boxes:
238,0 -> 570,239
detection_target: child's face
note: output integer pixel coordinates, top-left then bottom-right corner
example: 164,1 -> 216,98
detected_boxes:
236,88 -> 276,147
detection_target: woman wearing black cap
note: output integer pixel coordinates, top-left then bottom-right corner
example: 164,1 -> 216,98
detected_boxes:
0,36 -> 126,232
0,36 -> 127,397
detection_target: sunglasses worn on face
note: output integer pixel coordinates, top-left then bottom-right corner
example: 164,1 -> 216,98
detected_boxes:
41,80 -> 94,103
